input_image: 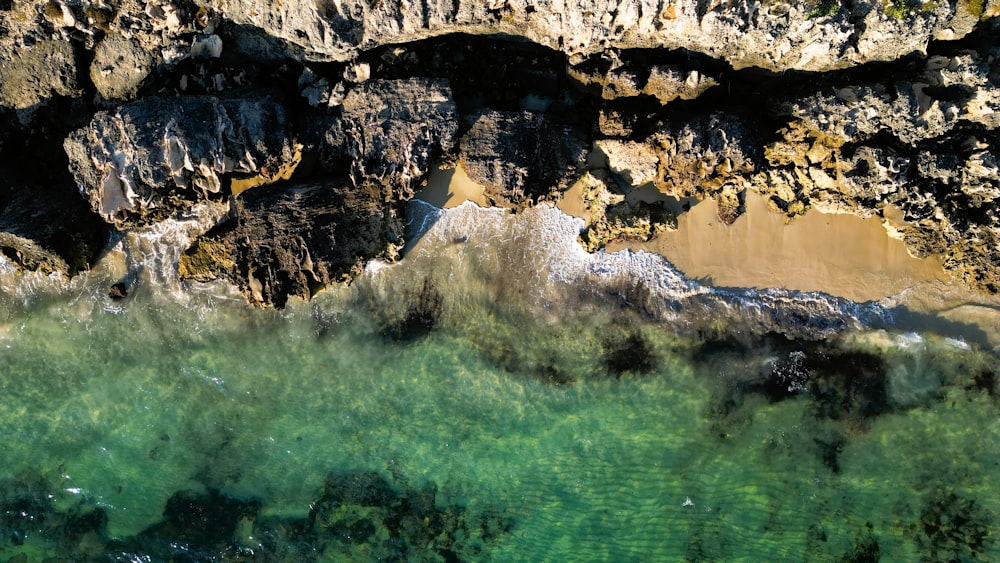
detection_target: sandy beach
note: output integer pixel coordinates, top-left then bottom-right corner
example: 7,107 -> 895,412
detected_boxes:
415,163 -> 488,208
603,191 -> 950,303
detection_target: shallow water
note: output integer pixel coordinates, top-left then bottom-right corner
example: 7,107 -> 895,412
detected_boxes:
0,202 -> 997,561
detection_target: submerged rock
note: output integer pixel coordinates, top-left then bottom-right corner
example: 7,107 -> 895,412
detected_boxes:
180,181 -> 403,307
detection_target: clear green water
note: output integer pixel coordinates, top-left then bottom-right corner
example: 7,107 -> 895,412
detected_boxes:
0,204 -> 997,561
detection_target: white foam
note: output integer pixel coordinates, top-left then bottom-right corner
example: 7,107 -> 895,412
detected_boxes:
386,201 -> 890,336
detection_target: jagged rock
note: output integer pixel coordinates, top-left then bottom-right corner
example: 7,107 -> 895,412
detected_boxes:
0,183 -> 108,275
567,171 -> 625,222
179,181 -> 404,307
580,201 -> 676,252
196,0 -> 989,72
64,92 -> 297,228
339,78 -> 458,201
0,40 -> 78,116
777,50 -> 999,147
596,140 -> 660,188
643,66 -> 718,104
459,110 -> 586,207
569,60 -> 718,104
715,185 -> 745,225
649,112 -> 760,200
90,34 -> 158,101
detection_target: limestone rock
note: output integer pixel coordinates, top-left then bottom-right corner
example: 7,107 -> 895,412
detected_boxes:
0,40 -> 78,114
0,183 -> 108,275
196,0 -> 987,72
179,181 -> 404,307
340,78 -> 458,201
778,50 -> 999,147
459,110 -> 586,207
596,140 -> 660,188
580,201 -> 676,252
649,112 -> 760,199
570,61 -> 718,104
64,93 -> 297,228
90,34 -> 159,102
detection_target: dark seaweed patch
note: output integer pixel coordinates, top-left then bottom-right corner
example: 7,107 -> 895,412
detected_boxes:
0,468 -> 513,561
839,529 -> 880,562
602,331 -> 657,377
918,489 -> 993,562
971,369 -> 997,397
0,470 -> 53,546
806,350 -> 888,423
0,470 -> 108,558
109,488 -> 261,560
814,435 -> 846,474
320,471 -> 398,507
384,278 -> 444,341
278,470 -> 514,562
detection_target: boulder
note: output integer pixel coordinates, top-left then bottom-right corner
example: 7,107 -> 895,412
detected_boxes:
646,112 -> 760,200
90,34 -> 159,102
0,182 -> 108,275
179,181 -> 403,307
0,40 -> 79,115
340,78 -> 458,201
459,110 -> 586,207
64,93 -> 298,228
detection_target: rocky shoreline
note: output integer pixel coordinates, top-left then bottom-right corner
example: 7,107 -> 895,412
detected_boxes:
1,0 -> 998,333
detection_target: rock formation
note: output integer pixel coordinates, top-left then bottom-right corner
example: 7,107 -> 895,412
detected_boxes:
179,181 -> 403,307
0,0 -> 995,319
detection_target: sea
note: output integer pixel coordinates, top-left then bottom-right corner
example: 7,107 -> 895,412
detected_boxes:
0,200 -> 996,561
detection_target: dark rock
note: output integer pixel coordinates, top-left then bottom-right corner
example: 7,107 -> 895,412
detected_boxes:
0,182 -> 108,275
0,40 -> 78,117
64,92 -> 298,228
340,78 -> 459,201
108,282 -> 128,300
459,110 -> 586,207
90,33 -> 158,102
179,181 -> 404,307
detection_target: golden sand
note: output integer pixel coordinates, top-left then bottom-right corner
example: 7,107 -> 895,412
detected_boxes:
415,163 -> 488,208
414,167 -> 952,304
606,191 -> 950,303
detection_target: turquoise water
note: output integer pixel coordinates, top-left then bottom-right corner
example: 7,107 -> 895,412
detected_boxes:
0,203 -> 997,561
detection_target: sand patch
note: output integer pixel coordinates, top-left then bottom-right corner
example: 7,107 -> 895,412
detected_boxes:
607,191 -> 949,303
415,163 -> 487,208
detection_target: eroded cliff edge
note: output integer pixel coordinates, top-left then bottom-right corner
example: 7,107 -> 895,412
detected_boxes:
0,0 -> 998,326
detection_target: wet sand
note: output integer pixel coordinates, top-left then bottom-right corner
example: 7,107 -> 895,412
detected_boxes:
606,192 -> 950,303
415,163 -> 488,208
